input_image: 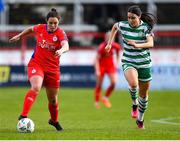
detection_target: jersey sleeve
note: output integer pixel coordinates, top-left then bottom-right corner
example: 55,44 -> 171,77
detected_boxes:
98,43 -> 104,54
58,29 -> 68,42
33,24 -> 41,34
145,25 -> 154,37
115,22 -> 120,30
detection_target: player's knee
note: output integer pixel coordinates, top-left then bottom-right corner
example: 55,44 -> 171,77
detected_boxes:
31,85 -> 41,93
139,91 -> 148,97
129,83 -> 138,89
49,99 -> 57,105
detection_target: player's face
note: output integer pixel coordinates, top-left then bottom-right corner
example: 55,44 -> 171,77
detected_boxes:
47,17 -> 59,32
127,12 -> 140,28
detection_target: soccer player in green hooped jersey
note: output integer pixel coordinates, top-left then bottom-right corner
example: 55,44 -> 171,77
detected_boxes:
105,5 -> 156,129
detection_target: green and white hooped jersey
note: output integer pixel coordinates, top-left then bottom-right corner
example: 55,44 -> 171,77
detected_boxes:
116,20 -> 153,68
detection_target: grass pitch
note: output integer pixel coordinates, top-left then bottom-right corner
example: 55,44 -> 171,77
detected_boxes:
0,87 -> 180,140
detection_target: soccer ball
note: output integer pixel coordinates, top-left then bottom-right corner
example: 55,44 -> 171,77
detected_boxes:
17,118 -> 35,133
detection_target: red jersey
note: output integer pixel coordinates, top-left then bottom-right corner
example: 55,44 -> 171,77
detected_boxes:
30,24 -> 68,71
98,42 -> 121,67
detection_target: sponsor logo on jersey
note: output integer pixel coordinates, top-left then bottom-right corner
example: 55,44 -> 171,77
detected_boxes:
38,39 -> 56,51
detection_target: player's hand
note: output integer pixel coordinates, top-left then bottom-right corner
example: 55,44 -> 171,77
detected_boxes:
9,35 -> 20,43
55,49 -> 63,57
127,40 -> 138,48
105,44 -> 112,52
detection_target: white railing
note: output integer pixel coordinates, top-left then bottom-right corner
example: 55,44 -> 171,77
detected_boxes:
0,24 -> 180,32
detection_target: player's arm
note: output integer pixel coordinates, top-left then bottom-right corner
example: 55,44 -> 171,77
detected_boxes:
116,50 -> 120,66
55,40 -> 69,57
105,23 -> 119,52
127,35 -> 154,48
9,27 -> 34,43
94,54 -> 100,76
114,46 -> 120,71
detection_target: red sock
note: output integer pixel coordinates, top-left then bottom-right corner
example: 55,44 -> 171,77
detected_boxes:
48,102 -> 59,123
21,90 -> 38,116
105,84 -> 115,97
95,86 -> 101,102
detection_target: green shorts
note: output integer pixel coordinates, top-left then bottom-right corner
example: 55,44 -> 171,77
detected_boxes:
122,63 -> 152,82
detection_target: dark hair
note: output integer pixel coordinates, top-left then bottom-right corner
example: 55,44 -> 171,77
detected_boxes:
46,8 -> 60,21
128,5 -> 156,29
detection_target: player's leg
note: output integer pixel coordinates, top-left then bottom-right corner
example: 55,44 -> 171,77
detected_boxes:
46,87 -> 59,123
136,67 -> 152,129
44,71 -> 63,131
46,87 -> 63,131
102,72 -> 117,108
19,64 -> 44,120
94,74 -> 104,109
136,81 -> 150,129
123,65 -> 139,118
45,87 -> 63,131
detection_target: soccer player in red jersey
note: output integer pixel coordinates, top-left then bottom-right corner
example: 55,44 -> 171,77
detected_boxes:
94,32 -> 121,109
9,8 -> 69,131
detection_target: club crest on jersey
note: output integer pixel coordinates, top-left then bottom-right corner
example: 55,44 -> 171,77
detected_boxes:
138,29 -> 145,37
32,69 -> 36,74
53,36 -> 58,42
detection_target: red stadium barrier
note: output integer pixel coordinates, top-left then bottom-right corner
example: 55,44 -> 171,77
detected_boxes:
1,31 -> 180,50
1,30 -> 180,64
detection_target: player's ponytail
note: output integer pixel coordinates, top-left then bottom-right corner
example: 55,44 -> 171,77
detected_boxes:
46,8 -> 60,21
141,13 -> 156,29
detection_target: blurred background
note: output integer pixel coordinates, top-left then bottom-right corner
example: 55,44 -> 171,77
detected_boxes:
0,0 -> 180,90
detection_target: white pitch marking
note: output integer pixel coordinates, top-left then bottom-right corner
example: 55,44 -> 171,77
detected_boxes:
151,117 -> 180,125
